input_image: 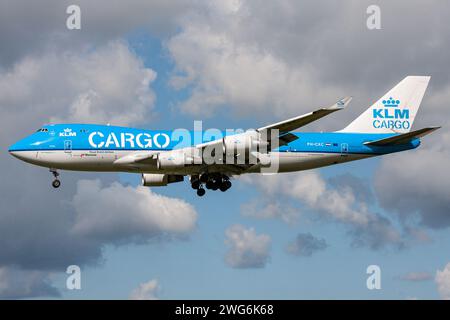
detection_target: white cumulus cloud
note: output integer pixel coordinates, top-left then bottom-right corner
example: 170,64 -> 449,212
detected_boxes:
129,279 -> 160,300
0,40 -> 156,137
436,263 -> 450,300
71,179 -> 198,244
224,224 -> 271,268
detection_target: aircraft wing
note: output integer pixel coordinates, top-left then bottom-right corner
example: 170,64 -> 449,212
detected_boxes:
113,97 -> 351,167
113,151 -> 158,166
257,96 -> 352,134
364,126 -> 440,146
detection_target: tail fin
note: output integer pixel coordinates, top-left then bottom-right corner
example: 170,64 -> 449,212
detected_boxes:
340,76 -> 430,133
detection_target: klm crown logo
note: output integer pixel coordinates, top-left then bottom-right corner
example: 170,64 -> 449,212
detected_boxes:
59,127 -> 77,137
372,97 -> 410,130
382,97 -> 400,108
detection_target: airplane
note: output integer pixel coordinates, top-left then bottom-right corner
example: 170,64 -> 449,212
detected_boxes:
8,76 -> 440,197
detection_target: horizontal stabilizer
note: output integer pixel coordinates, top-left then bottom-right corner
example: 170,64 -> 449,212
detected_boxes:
364,126 -> 440,146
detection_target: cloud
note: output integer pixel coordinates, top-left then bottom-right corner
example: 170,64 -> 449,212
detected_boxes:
167,0 -> 342,119
436,263 -> 450,300
399,272 -> 433,282
0,0 -> 196,68
224,224 -> 271,269
375,139 -> 450,229
71,179 -> 198,244
0,40 -> 156,131
328,174 -> 374,204
240,199 -> 299,225
0,267 -> 59,299
129,279 -> 160,300
286,233 -> 328,257
167,0 -> 450,127
242,172 -> 405,250
0,173 -> 197,297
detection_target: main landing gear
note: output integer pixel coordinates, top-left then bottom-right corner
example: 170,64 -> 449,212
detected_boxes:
50,169 -> 61,188
190,173 -> 232,197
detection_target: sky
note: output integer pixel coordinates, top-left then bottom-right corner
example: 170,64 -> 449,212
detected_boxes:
0,0 -> 450,300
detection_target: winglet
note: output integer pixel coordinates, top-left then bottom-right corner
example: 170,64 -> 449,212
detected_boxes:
334,96 -> 352,110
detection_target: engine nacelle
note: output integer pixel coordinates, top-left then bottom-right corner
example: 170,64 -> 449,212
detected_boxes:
222,130 -> 269,156
157,151 -> 194,169
141,173 -> 184,187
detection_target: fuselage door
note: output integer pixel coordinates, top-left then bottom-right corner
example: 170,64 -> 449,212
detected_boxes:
64,140 -> 72,153
340,143 -> 348,156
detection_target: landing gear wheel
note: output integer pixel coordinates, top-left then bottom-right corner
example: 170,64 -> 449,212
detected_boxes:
197,188 -> 206,197
49,169 -> 61,189
199,174 -> 209,183
52,179 -> 61,188
191,180 -> 200,189
219,180 -> 231,192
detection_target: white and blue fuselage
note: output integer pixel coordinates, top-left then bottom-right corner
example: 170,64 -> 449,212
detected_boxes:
8,123 -> 419,174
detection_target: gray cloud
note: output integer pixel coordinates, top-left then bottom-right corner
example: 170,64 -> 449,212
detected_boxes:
224,224 -> 271,269
286,233 -> 328,257
328,173 -> 374,204
0,0 -> 195,68
375,147 -> 450,229
0,267 -> 60,299
242,172 -> 406,250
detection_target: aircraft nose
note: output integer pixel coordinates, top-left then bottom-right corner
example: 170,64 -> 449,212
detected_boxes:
8,143 -> 22,160
8,140 -> 31,161
8,142 -> 19,155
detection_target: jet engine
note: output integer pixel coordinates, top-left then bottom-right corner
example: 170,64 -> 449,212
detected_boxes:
222,130 -> 269,156
157,150 -> 194,169
141,173 -> 184,186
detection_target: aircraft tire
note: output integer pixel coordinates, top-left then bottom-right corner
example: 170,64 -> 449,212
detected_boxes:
52,179 -> 61,188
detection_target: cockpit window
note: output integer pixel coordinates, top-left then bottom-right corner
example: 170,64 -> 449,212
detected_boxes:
36,128 -> 49,132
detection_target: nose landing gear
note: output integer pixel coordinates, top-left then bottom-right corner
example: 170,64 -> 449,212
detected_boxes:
50,169 -> 61,189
